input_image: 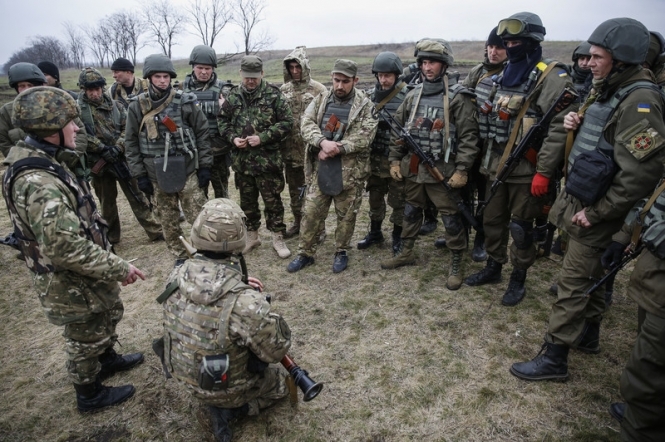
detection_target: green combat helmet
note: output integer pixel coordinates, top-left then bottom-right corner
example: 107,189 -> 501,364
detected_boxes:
372,52 -> 403,76
645,31 -> 665,69
11,86 -> 80,139
416,39 -> 454,66
587,17 -> 650,65
143,54 -> 177,79
497,12 -> 546,42
190,198 -> 247,254
189,45 -> 217,67
77,67 -> 106,89
8,62 -> 47,90
572,42 -> 592,62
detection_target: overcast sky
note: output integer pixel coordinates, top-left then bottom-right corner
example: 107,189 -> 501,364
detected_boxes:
1,0 -> 664,68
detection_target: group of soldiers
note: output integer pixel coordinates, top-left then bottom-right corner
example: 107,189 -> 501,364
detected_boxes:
2,10 -> 665,442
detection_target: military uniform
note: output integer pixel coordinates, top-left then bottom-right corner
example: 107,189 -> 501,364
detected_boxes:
110,78 -> 149,110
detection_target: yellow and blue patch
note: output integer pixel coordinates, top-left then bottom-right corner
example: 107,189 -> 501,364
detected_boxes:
557,70 -> 568,77
637,103 -> 651,113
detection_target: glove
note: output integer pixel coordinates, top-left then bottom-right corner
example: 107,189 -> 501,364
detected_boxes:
246,351 -> 268,374
197,167 -> 211,189
137,176 -> 154,196
531,172 -> 550,197
448,170 -> 468,188
601,241 -> 626,270
390,161 -> 402,181
101,145 -> 121,164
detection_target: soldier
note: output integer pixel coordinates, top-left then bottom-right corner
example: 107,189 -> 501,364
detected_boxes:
379,39 -> 480,291
37,61 -> 78,99
357,52 -> 407,255
218,55 -> 294,259
280,46 -> 327,239
510,18 -> 665,382
181,45 -> 232,199
110,57 -> 149,110
643,31 -> 665,89
463,12 -> 575,306
287,59 -> 378,273
125,54 -> 212,266
77,67 -> 162,244
2,86 -> 146,412
156,198 -> 292,441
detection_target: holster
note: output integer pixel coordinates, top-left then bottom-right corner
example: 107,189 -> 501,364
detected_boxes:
154,155 -> 187,194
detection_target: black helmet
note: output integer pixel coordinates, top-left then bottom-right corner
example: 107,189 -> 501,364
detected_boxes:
497,12 -> 546,42
143,54 -> 177,79
8,62 -> 47,89
372,52 -> 403,75
645,31 -> 665,68
572,41 -> 592,62
78,67 -> 106,89
189,45 -> 217,68
415,39 -> 454,66
587,17 -> 649,65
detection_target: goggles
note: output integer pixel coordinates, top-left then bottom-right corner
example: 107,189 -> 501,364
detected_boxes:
497,19 -> 546,37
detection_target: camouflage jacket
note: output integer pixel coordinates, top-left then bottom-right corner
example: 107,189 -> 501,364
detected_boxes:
301,88 -> 378,187
78,92 -> 127,169
110,77 -> 149,110
2,141 -> 130,325
218,80 -> 294,175
280,47 -> 327,166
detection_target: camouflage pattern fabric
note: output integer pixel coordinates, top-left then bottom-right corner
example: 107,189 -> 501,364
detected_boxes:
235,172 -> 286,232
111,77 -> 149,110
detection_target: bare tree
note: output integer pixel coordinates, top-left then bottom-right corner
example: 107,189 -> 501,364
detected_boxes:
231,0 -> 274,55
142,0 -> 187,58
186,0 -> 233,48
3,36 -> 73,73
84,24 -> 111,67
63,22 -> 86,69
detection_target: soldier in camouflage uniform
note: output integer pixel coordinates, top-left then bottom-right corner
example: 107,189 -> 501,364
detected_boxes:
287,59 -> 378,274
218,55 -> 294,259
125,54 -> 212,265
280,46 -> 327,238
77,67 -> 162,244
110,57 -> 149,110
511,18 -> 665,382
2,86 -> 146,412
157,198 -> 291,442
181,45 -> 233,199
357,52 -> 407,255
379,40 -> 480,291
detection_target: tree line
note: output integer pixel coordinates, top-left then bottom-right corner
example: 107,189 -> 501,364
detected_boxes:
2,0 -> 271,74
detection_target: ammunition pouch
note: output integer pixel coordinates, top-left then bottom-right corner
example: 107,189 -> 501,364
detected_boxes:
154,155 -> 187,194
198,354 -> 230,391
565,146 -> 617,207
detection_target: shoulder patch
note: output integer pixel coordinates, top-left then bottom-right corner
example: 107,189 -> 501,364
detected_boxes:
557,70 -> 568,77
637,103 -> 651,113
618,119 -> 665,161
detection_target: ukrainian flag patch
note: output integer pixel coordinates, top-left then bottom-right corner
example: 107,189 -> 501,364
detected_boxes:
637,103 -> 651,113
557,70 -> 568,77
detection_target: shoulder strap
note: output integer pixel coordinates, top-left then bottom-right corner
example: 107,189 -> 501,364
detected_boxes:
138,88 -> 177,135
375,82 -> 406,111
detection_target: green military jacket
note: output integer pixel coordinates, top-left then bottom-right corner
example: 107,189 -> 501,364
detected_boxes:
78,92 -> 127,168
461,57 -> 506,90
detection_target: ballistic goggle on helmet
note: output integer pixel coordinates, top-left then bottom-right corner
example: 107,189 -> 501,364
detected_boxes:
497,12 -> 546,42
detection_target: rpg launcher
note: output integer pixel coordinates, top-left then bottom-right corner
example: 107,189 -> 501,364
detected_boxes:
281,354 -> 323,402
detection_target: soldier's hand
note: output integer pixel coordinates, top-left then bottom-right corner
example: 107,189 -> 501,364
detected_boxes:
320,140 -> 341,157
448,170 -> 468,188
601,241 -> 626,270
246,135 -> 261,147
563,111 -> 582,131
531,172 -> 550,197
137,176 -> 154,196
571,209 -> 592,228
247,276 -> 264,292
101,145 -> 121,163
390,161 -> 402,181
234,137 -> 248,148
122,264 -> 146,286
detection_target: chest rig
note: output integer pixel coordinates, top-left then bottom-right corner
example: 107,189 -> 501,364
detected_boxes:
78,96 -> 122,146
371,84 -> 406,157
183,74 -> 222,137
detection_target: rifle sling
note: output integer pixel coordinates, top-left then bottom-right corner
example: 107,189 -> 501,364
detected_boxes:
631,180 -> 665,247
375,82 -> 405,111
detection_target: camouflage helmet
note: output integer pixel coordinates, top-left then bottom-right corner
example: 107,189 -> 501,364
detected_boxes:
497,12 -> 546,42
416,39 -> 454,66
190,198 -> 247,254
587,18 -> 650,65
142,54 -> 177,79
644,31 -> 665,68
11,86 -> 80,138
189,45 -> 217,67
78,67 -> 106,89
372,52 -> 403,75
8,62 -> 47,89
572,41 -> 592,62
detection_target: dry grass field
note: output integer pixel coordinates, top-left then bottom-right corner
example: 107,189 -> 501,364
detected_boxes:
0,42 -> 632,442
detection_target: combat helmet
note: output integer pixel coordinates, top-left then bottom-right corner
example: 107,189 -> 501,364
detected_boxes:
78,67 -> 106,89
644,31 -> 665,69
587,18 -> 650,65
11,86 -> 79,139
190,198 -> 247,254
572,42 -> 592,62
416,39 -> 454,66
143,54 -> 177,79
497,12 -> 546,42
8,62 -> 47,90
372,52 -> 403,76
189,45 -> 217,68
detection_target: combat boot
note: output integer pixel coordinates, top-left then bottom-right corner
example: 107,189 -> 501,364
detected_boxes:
609,403 -> 625,423
391,224 -> 402,256
332,250 -> 348,273
208,404 -> 249,442
419,218 -> 438,235
243,230 -> 261,254
272,232 -> 291,259
74,378 -> 135,412
380,238 -> 416,269
576,321 -> 600,354
510,342 -> 569,382
434,237 -> 447,248
357,220 -> 384,249
99,347 -> 144,380
464,257 -> 502,286
502,268 -> 527,306
446,250 -> 463,290
471,229 -> 487,262
283,215 -> 301,239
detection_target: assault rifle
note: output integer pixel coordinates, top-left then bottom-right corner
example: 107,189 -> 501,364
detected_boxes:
585,243 -> 644,296
476,87 -> 578,218
373,107 -> 478,229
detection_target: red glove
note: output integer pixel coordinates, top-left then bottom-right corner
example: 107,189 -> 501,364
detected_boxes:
531,172 -> 550,197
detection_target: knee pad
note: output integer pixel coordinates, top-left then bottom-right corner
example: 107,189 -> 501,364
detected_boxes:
403,203 -> 423,224
509,219 -> 534,250
442,215 -> 463,236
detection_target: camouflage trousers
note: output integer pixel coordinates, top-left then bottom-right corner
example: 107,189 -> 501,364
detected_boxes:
298,180 -> 364,256
91,171 -> 162,243
235,171 -> 286,233
284,162 -> 306,219
209,153 -> 231,199
153,173 -> 207,258
364,173 -> 405,226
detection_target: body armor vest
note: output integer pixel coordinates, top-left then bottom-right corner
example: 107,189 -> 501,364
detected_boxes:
3,151 -> 110,274
475,73 -> 496,141
320,99 -> 352,140
371,86 -> 406,157
183,74 -> 222,137
78,97 -> 122,145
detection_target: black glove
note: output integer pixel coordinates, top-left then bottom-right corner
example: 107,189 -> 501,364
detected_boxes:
197,167 -> 211,189
601,241 -> 625,270
137,176 -> 154,196
101,145 -> 121,163
246,351 -> 268,374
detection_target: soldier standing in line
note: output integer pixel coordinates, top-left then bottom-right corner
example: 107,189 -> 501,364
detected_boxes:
510,18 -> 665,382
287,59 -> 378,274
379,39 -> 480,291
37,61 -> 78,99
77,67 -> 163,245
110,57 -> 150,110
569,42 -> 594,102
463,12 -> 575,306
356,52 -> 408,255
3,86 -> 145,412
218,55 -> 294,259
124,54 -> 212,266
279,46 -> 327,239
